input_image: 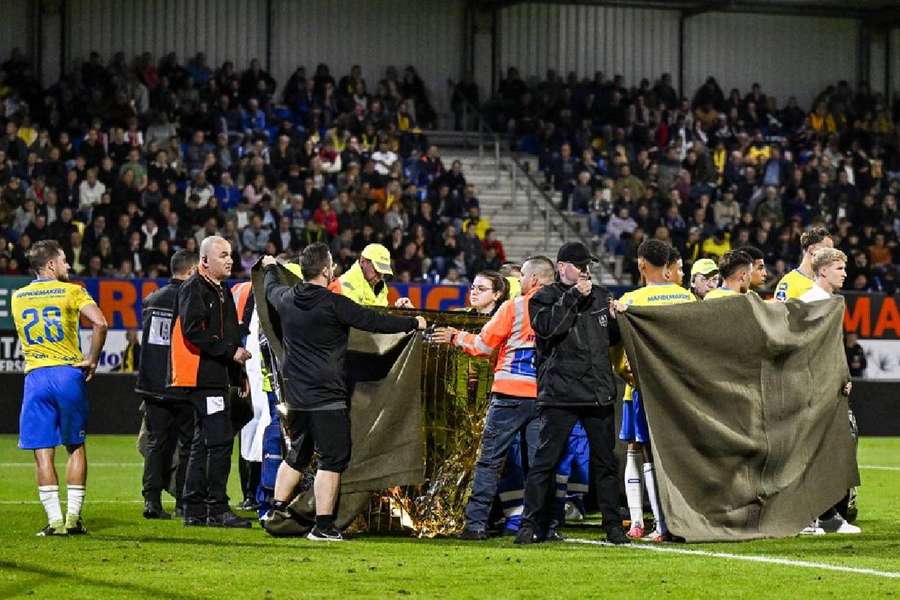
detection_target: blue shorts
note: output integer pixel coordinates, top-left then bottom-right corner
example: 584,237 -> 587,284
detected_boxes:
19,365 -> 89,450
619,389 -> 649,443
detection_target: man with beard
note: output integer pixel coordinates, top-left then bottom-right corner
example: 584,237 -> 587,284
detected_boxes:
13,240 -> 108,535
261,244 -> 426,541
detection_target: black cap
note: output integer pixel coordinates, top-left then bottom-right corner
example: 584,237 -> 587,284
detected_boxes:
556,242 -> 599,267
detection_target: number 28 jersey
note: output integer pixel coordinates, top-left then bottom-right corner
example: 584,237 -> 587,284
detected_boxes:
11,279 -> 96,373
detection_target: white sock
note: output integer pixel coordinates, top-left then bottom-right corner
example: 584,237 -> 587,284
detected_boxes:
643,462 -> 667,534
624,451 -> 644,527
67,484 -> 85,519
38,485 -> 63,526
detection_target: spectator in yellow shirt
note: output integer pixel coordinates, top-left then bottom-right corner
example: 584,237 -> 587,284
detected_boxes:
701,229 -> 731,260
463,206 -> 491,241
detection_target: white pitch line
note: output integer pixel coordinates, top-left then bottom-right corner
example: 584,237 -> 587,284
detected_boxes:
859,465 -> 900,472
0,462 -> 143,467
0,500 -> 143,504
566,537 -> 900,580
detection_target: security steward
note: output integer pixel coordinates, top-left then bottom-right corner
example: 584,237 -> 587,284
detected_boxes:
516,241 -> 628,545
169,236 -> 252,528
136,249 -> 198,519
261,243 -> 426,541
328,243 -> 414,308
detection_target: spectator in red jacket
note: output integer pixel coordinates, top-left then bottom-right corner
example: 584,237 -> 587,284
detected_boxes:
482,228 -> 506,264
313,198 -> 339,238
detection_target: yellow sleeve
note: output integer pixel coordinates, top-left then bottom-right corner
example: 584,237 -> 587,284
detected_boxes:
71,285 -> 96,311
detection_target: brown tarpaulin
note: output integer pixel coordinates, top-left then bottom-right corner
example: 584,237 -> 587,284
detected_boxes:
618,293 -> 859,542
251,263 -> 424,535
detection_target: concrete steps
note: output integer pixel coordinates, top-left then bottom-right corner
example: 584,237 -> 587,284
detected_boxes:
438,149 -> 618,285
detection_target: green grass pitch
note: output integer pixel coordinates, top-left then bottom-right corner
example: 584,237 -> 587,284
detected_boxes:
1,435 -> 899,598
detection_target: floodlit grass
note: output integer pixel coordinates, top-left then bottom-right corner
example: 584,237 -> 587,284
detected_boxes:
1,435 -> 899,598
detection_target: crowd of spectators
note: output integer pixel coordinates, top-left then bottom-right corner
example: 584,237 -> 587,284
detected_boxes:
4,45 -> 900,293
0,48 -> 506,283
486,68 -> 900,290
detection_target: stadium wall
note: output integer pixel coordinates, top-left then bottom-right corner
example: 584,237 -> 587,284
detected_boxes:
496,3 -> 861,111
58,0 -> 465,122
496,2 -> 681,91
65,0 -> 268,79
894,27 -> 900,98
0,0 -> 32,67
683,12 -> 859,110
270,0 -> 465,117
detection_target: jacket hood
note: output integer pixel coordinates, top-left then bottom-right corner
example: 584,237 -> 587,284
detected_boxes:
292,281 -> 331,310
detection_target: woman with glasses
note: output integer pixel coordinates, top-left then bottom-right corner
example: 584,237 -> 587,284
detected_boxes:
462,271 -> 509,317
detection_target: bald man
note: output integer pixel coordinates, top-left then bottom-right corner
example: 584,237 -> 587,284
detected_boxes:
169,236 -> 252,528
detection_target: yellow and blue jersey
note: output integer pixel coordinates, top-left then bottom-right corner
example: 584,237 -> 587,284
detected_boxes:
704,287 -> 740,300
11,279 -> 96,373
619,283 -> 694,308
774,269 -> 815,302
618,283 -> 694,402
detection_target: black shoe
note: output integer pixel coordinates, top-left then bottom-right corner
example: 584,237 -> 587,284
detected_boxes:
65,517 -> 88,535
605,525 -> 629,545
208,510 -> 253,528
143,501 -> 172,520
307,525 -> 343,541
458,527 -> 488,541
546,527 -> 566,542
514,525 -> 540,545
238,498 -> 260,511
36,523 -> 67,537
183,514 -> 207,527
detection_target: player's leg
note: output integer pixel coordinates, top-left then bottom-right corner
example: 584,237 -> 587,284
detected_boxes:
620,391 -> 645,537
63,443 -> 87,533
20,368 -> 66,535
633,392 -> 668,541
55,365 -> 90,533
34,447 -> 66,535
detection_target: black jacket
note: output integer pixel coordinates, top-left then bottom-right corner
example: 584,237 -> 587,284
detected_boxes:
264,265 -> 419,410
169,273 -> 243,390
136,279 -> 187,399
529,280 -> 620,407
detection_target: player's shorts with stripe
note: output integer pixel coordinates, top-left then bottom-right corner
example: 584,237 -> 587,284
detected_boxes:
19,365 -> 88,449
618,389 -> 650,443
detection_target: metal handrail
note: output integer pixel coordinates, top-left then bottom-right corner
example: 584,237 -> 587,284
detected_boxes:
447,80 -> 620,284
507,158 -> 620,284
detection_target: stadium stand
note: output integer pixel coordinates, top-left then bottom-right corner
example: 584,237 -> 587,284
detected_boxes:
0,50 -> 489,283
482,68 -> 900,289
1,49 -> 899,291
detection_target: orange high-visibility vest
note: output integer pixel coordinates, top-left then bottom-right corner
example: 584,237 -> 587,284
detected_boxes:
231,281 -> 254,325
453,286 -> 539,398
